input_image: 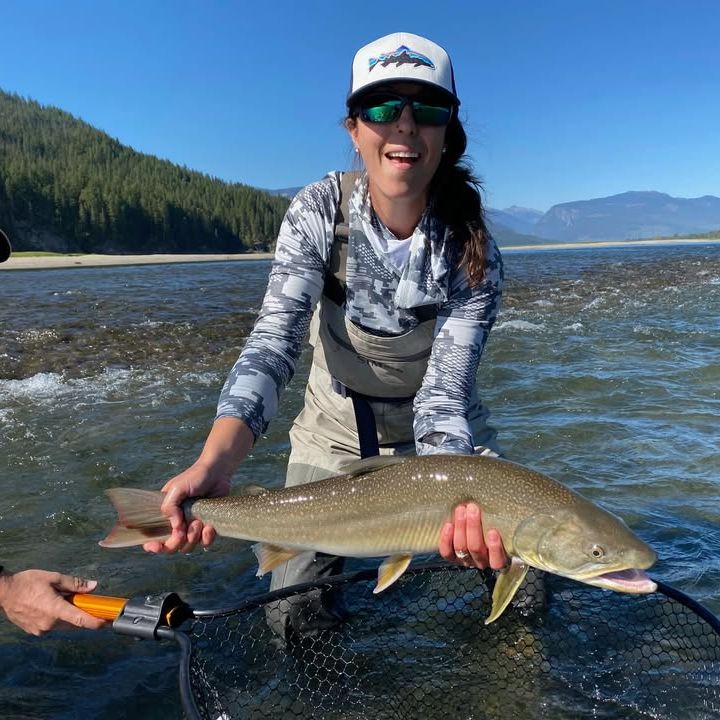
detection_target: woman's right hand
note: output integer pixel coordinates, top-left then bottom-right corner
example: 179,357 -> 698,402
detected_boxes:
142,461 -> 230,554
143,417 -> 255,554
438,503 -> 509,570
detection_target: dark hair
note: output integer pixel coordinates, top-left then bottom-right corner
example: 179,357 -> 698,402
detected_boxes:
429,115 -> 490,286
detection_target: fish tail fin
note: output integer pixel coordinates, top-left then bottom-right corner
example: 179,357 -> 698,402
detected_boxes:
99,488 -> 171,548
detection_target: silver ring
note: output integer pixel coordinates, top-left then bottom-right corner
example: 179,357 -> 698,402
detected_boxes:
456,550 -> 469,560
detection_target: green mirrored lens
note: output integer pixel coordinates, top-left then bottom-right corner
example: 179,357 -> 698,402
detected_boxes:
363,100 -> 402,123
412,103 -> 452,126
360,97 -> 452,126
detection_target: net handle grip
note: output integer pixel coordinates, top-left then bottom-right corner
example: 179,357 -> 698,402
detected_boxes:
69,593 -> 129,621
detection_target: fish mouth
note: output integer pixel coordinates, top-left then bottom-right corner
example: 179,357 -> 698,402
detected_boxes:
580,568 -> 657,594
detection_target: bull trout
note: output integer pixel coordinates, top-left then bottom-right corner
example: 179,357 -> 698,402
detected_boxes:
100,454 -> 657,624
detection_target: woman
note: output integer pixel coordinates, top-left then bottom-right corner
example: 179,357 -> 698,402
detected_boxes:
144,32 -> 509,638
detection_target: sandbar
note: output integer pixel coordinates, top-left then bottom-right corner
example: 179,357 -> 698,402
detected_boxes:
1,237 -> 718,271
0,252 -> 274,271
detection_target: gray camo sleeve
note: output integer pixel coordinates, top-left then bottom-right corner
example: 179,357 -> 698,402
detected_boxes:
215,176 -> 339,439
413,236 -> 504,455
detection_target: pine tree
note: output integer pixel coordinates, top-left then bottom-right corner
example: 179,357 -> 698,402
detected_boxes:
0,90 -> 290,253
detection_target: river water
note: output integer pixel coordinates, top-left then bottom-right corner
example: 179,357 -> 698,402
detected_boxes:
1,243 -> 719,718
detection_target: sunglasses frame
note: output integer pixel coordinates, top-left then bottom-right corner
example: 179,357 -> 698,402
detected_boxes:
356,92 -> 455,127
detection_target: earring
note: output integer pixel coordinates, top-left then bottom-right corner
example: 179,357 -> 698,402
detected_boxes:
441,146 -> 447,154
354,146 -> 359,153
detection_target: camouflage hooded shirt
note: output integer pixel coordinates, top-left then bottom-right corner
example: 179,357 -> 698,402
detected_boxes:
216,172 -> 504,455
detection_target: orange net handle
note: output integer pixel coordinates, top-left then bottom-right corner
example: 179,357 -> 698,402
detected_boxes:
70,593 -> 128,621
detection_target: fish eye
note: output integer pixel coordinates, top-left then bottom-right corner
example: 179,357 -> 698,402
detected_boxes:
591,544 -> 605,558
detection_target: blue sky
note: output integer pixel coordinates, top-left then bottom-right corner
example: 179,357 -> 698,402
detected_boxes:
3,0 -> 719,211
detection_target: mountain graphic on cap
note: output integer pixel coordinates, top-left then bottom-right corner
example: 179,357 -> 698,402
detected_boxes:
368,45 -> 435,73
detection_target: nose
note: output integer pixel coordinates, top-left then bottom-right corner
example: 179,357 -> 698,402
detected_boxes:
395,103 -> 417,134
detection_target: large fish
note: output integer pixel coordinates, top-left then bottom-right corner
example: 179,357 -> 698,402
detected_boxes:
100,454 -> 657,624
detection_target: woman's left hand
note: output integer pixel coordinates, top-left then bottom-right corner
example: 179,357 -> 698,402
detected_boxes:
439,503 -> 510,570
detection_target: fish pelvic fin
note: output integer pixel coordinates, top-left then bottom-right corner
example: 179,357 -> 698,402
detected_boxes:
374,554 -> 413,594
99,488 -> 171,548
252,543 -> 303,576
485,558 -> 530,625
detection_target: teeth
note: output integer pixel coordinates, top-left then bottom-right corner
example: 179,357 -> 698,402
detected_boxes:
387,152 -> 419,159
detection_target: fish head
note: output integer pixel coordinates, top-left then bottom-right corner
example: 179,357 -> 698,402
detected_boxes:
512,502 -> 658,594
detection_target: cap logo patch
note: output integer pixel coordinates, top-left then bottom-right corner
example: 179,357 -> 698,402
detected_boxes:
368,45 -> 435,73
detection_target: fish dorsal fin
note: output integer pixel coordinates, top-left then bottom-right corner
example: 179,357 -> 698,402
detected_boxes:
237,484 -> 270,496
484,558 -> 529,625
252,543 -> 303,576
374,553 -> 413,594
342,455 -> 406,478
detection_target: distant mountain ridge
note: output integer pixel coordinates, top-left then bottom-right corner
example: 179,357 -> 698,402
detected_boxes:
487,206 -> 544,236
268,187 -> 303,199
533,191 -> 720,242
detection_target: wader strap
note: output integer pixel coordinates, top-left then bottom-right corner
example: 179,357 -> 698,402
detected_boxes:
350,393 -> 380,459
331,378 -> 415,458
324,171 -> 360,306
335,170 -> 358,239
330,377 -> 378,457
414,305 -> 440,323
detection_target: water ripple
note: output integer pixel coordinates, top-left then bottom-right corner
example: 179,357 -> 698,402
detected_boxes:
1,247 -> 720,717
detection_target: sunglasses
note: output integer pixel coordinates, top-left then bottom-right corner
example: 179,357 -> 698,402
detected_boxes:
357,93 -> 454,127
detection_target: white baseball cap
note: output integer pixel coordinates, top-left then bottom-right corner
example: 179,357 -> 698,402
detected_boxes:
0,229 -> 10,263
347,32 -> 459,108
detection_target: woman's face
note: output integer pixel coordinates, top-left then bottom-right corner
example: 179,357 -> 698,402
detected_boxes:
347,82 -> 449,213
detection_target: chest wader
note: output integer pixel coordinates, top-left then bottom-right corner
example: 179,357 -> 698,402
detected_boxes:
266,173 -> 499,642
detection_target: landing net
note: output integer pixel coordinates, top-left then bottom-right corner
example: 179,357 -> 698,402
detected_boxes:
177,563 -> 720,720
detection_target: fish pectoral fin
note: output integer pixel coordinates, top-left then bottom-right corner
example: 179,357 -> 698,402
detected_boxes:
252,543 -> 303,576
374,554 -> 413,594
484,558 -> 530,625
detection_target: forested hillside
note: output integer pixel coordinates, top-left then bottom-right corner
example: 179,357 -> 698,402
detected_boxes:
0,90 -> 290,253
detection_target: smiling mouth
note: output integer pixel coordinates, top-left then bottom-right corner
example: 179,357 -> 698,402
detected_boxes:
385,151 -> 420,164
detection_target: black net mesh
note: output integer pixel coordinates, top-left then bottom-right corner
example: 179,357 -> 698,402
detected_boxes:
183,563 -> 720,720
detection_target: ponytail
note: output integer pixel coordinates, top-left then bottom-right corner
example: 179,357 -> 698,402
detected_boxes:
430,116 -> 491,286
